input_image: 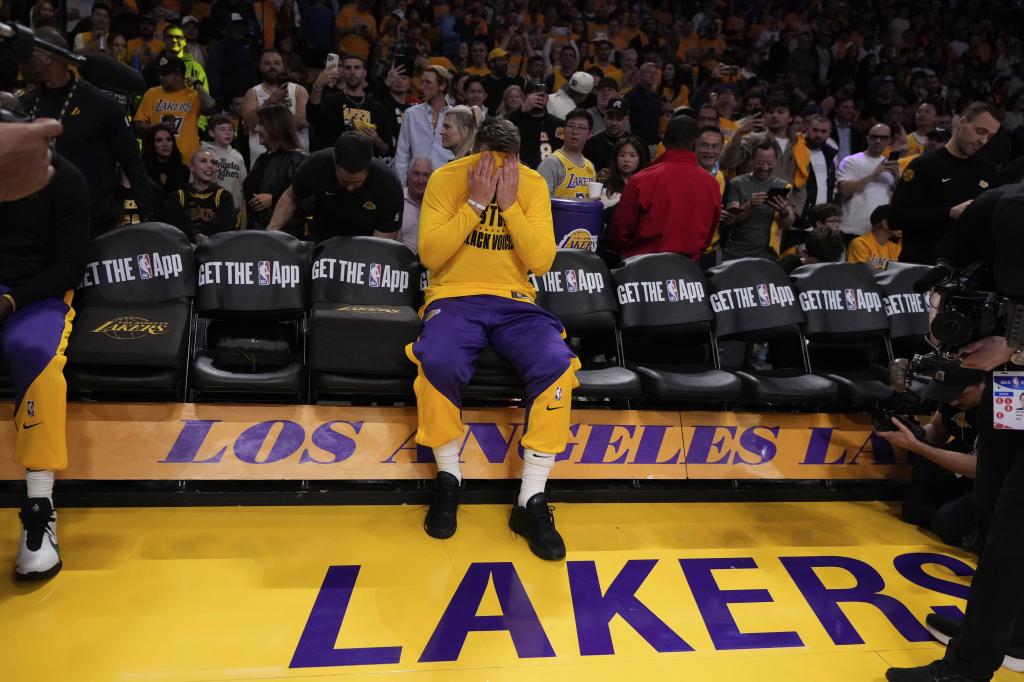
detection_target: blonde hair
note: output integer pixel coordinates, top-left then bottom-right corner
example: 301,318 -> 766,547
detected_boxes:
422,65 -> 452,93
445,105 -> 485,159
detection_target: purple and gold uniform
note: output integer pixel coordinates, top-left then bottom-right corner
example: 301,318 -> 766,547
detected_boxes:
407,152 -> 581,454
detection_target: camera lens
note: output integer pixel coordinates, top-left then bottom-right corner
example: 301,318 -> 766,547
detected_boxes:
932,311 -> 973,346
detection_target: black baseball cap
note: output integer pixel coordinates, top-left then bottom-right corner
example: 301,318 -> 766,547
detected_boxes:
607,98 -> 630,117
155,53 -> 187,76
596,76 -> 619,91
524,80 -> 547,94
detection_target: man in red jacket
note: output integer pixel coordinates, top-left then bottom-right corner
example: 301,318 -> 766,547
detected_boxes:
609,115 -> 722,259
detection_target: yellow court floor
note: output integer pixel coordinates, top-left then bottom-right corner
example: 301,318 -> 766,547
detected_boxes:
0,500 -> 1014,682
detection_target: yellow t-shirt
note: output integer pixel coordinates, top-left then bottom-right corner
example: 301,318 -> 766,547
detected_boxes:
906,132 -> 927,157
418,153 -> 555,305
550,149 -> 597,199
127,37 -> 164,65
135,86 -> 201,163
720,117 -> 739,146
596,62 -> 623,85
335,3 -> 377,60
847,234 -> 902,270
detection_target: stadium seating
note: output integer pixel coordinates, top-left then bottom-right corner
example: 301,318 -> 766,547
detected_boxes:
706,258 -> 839,408
66,222 -> 196,399
613,253 -> 742,406
790,262 -> 893,409
874,262 -> 934,359
309,236 -> 422,401
189,230 -> 309,402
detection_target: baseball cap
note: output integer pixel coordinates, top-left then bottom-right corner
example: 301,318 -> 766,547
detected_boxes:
568,71 -> 595,95
592,32 -> 612,45
524,80 -> 547,94
607,98 -> 630,116
181,15 -> 198,26
155,53 -> 187,75
487,47 -> 509,62
596,76 -> 619,91
230,12 -> 245,23
881,75 -> 897,84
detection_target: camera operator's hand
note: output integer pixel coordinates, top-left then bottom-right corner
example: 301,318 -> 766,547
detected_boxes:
0,119 -> 62,202
877,417 -> 922,453
960,336 -> 1013,371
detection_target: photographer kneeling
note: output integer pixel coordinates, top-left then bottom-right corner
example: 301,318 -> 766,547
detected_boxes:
887,180 -> 1024,681
878,382 -> 983,551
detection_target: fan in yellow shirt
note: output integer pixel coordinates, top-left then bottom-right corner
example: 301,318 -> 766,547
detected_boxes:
847,205 -> 902,270
408,119 -> 579,560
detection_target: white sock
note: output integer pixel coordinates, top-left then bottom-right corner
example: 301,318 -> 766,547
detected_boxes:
519,449 -> 556,507
433,439 -> 463,482
26,469 -> 55,502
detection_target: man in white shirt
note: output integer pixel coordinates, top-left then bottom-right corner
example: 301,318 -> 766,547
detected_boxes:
836,123 -> 900,240
547,72 -> 595,121
398,157 -> 432,254
394,66 -> 454,185
241,48 -> 310,163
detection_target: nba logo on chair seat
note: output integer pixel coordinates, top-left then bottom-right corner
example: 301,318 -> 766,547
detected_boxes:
258,261 -> 271,286
845,288 -> 858,310
137,254 -> 153,280
666,280 -> 680,302
757,283 -> 771,306
369,264 -> 382,288
565,270 -> 578,292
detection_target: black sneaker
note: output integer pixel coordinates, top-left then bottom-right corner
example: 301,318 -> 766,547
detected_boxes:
509,492 -> 566,561
885,660 -> 979,681
926,613 -> 1024,672
424,472 -> 463,539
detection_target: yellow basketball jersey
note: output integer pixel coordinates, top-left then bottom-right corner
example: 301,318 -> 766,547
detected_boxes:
551,150 -> 597,200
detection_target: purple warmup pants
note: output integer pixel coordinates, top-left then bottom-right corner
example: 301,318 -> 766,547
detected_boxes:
405,295 -> 580,453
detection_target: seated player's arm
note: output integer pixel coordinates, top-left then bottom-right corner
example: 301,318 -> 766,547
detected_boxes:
419,155 -> 497,271
499,159 -> 556,275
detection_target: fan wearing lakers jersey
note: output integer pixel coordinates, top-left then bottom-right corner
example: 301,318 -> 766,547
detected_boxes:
408,119 -> 580,561
537,109 -> 597,199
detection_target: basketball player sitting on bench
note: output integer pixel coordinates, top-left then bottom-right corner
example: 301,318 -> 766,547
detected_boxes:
408,118 -> 581,560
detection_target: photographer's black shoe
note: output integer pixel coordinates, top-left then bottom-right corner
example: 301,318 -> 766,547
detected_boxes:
424,472 -> 463,539
926,613 -> 1024,672
885,660 -> 978,681
509,492 -> 566,561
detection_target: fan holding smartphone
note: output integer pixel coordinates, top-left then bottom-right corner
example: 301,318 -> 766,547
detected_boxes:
241,48 -> 311,162
721,140 -> 796,260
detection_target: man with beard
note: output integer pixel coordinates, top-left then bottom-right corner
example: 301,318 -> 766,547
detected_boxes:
799,115 -> 838,225
308,54 -> 390,154
21,28 -> 154,237
891,102 -> 1002,264
127,14 -> 164,68
584,97 -> 630,174
483,48 -> 522,113
507,80 -> 564,169
242,49 -> 310,163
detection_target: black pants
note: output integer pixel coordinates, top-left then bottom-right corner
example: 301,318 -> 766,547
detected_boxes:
945,379 -> 1024,679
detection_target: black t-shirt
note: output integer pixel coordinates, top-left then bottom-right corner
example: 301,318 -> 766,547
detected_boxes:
507,110 -> 564,169
0,155 -> 89,308
308,89 -> 391,152
483,74 -> 523,112
291,151 -> 403,242
584,131 -> 627,174
938,403 -> 977,454
890,147 -> 1000,265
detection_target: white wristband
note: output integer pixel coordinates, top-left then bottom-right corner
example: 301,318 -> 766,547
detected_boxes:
467,198 -> 487,213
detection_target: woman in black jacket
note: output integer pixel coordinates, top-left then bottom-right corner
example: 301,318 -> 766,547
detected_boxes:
243,103 -> 308,235
142,124 -> 190,195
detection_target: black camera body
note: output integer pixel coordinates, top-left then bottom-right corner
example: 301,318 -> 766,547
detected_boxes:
875,261 -> 1013,438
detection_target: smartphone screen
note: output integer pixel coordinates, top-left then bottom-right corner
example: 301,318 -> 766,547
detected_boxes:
767,187 -> 791,200
888,150 -> 903,162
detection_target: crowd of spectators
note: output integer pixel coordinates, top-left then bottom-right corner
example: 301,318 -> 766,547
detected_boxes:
1,0 -> 1022,266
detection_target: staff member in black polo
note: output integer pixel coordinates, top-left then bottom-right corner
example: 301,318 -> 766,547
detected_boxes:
268,132 -> 403,242
20,27 -> 153,237
889,101 -> 1001,265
